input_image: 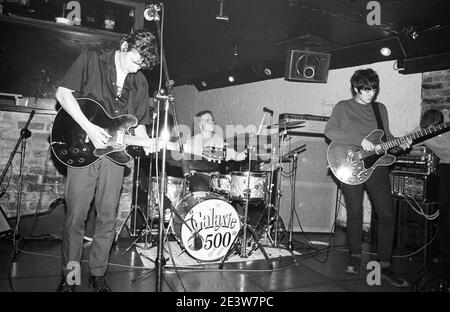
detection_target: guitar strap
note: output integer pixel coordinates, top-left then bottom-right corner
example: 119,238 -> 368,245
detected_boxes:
371,102 -> 387,142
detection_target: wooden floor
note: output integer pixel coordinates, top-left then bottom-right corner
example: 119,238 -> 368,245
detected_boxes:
1,226 -> 448,295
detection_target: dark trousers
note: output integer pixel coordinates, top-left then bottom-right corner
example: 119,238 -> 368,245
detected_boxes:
62,158 -> 124,276
438,163 -> 450,257
341,166 -> 395,262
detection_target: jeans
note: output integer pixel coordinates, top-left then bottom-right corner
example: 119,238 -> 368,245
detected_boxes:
341,166 -> 395,262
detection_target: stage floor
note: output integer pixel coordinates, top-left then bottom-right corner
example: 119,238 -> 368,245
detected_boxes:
0,227 -> 448,293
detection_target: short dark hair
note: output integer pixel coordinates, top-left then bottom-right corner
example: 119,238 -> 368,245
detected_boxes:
195,110 -> 214,119
420,109 -> 443,128
120,30 -> 159,70
350,68 -> 379,96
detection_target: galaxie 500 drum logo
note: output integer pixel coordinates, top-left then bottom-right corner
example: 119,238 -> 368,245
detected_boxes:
180,199 -> 240,262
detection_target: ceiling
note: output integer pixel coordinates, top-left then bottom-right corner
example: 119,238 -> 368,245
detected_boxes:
127,1 -> 450,90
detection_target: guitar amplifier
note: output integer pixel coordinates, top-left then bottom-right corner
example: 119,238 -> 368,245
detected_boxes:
391,145 -> 439,175
389,172 -> 439,203
278,113 -> 329,136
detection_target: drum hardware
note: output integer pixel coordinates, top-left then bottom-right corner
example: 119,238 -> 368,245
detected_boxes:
114,153 -> 154,249
284,144 -> 306,251
117,112 -> 161,253
233,144 -> 273,269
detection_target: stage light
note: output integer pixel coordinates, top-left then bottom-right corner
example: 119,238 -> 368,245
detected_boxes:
201,81 -> 208,87
228,75 -> 235,83
380,47 -> 391,56
264,68 -> 272,76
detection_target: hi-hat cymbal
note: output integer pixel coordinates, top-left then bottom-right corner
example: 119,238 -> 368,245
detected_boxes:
265,121 -> 305,129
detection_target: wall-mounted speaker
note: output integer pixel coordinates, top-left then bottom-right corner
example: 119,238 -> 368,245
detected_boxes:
284,50 -> 331,83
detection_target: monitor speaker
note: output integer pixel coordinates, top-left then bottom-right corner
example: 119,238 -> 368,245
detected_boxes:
285,50 -> 331,83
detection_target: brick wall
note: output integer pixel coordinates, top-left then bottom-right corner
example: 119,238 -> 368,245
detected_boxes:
0,110 -> 133,235
421,70 -> 450,118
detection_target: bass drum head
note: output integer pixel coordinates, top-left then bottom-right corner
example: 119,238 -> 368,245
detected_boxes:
173,191 -> 241,262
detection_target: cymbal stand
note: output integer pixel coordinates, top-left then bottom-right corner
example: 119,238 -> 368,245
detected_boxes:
283,144 -> 306,251
287,153 -> 299,251
239,145 -> 273,269
273,129 -> 288,246
118,113 -> 159,253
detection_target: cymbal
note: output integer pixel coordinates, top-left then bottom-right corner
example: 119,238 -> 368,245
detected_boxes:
265,121 -> 305,129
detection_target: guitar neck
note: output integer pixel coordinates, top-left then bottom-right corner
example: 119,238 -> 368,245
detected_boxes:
122,135 -> 178,151
380,122 -> 450,151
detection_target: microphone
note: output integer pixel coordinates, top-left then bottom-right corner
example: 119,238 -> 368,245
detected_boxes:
263,107 -> 273,116
144,3 -> 161,21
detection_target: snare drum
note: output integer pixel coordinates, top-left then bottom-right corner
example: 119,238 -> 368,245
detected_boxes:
230,171 -> 269,201
172,191 -> 241,261
209,173 -> 231,196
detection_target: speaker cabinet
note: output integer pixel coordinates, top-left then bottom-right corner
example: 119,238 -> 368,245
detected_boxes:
278,136 -> 337,233
285,50 -> 331,83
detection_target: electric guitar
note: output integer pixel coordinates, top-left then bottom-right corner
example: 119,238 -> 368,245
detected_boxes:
50,98 -> 225,168
327,122 -> 450,185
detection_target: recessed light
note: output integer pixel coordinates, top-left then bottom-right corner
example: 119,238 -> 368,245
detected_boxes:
380,47 -> 391,56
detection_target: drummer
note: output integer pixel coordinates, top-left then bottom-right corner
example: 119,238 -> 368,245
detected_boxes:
183,110 -> 247,192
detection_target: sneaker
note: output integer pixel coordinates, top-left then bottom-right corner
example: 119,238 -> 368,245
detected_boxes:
345,255 -> 362,275
56,277 -> 75,292
89,275 -> 112,292
381,266 -> 410,288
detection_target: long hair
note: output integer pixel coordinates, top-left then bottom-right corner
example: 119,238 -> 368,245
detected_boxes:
120,30 -> 159,70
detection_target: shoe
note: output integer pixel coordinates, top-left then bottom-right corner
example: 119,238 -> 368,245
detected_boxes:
381,266 -> 410,288
56,277 -> 75,292
345,255 -> 362,275
89,275 -> 112,292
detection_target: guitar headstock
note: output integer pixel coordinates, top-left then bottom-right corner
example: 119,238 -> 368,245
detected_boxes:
203,145 -> 226,163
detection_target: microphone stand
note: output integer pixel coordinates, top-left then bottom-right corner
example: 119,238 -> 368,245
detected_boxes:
0,110 -> 35,257
144,2 -> 189,292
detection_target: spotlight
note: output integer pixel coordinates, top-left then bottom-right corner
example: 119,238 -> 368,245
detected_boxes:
380,47 -> 391,56
263,68 -> 272,76
201,81 -> 208,87
228,75 -> 235,83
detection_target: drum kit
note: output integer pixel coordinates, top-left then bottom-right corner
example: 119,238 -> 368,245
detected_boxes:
119,116 -> 307,266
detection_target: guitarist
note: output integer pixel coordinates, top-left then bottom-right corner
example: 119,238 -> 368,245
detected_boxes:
55,30 -> 159,292
325,68 -> 410,287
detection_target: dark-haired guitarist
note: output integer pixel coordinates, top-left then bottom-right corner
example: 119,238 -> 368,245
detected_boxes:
325,68 -> 410,288
55,30 -> 159,292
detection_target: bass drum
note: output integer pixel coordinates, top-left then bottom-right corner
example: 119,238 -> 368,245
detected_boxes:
172,192 -> 241,262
